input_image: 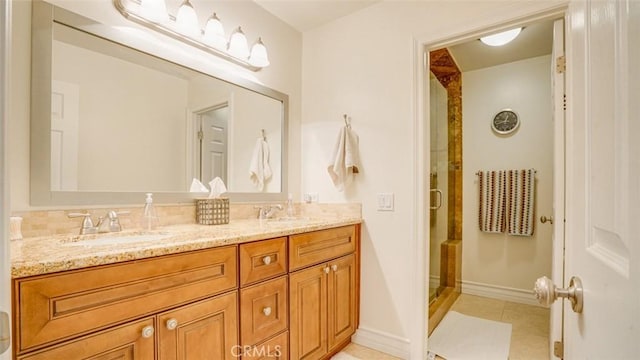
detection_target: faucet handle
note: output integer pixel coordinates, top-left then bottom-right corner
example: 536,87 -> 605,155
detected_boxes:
68,212 -> 97,235
105,210 -> 130,232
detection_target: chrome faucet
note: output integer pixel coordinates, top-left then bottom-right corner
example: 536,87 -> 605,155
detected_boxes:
255,204 -> 283,220
68,210 -> 129,235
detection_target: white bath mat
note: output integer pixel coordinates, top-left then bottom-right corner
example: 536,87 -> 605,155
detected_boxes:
331,352 -> 360,360
428,311 -> 512,360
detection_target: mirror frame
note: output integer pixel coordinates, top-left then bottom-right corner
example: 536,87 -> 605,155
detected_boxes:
30,0 -> 289,205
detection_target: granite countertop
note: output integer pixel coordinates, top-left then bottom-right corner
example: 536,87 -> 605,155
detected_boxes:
11,216 -> 362,279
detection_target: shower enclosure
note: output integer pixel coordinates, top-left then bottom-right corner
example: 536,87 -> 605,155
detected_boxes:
428,49 -> 463,335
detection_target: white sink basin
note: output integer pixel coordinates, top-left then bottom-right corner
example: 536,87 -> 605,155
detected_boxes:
63,232 -> 173,247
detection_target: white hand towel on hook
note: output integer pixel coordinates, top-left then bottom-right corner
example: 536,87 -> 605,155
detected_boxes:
249,137 -> 272,191
327,125 -> 361,191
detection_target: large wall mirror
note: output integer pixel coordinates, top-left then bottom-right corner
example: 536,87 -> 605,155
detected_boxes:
31,1 -> 288,205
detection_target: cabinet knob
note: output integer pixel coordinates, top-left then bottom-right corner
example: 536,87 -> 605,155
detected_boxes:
166,318 -> 178,330
331,264 -> 338,272
262,256 -> 272,265
141,325 -> 154,338
324,266 -> 330,274
262,306 -> 272,316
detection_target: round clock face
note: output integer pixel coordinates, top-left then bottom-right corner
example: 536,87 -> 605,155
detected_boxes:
492,109 -> 519,134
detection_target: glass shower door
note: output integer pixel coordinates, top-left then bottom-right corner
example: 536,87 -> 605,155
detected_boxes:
429,73 -> 448,304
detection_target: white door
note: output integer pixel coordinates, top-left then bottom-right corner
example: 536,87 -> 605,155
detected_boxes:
50,80 -> 79,191
199,105 -> 228,185
549,17 -> 565,358
563,0 -> 640,358
0,0 -> 11,358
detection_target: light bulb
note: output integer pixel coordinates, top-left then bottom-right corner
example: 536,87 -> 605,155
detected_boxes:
140,0 -> 169,23
480,27 -> 522,47
203,13 -> 226,50
249,37 -> 270,67
228,27 -> 250,59
175,0 -> 200,38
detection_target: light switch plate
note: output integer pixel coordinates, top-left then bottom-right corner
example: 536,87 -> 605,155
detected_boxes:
377,193 -> 394,211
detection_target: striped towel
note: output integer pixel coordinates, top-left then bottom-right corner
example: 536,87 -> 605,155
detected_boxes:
507,169 -> 536,236
478,170 -> 507,233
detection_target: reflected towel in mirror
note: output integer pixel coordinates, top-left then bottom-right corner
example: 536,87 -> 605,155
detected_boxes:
327,125 -> 360,191
249,138 -> 272,191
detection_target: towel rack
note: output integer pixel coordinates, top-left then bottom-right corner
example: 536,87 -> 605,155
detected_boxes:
475,169 -> 537,176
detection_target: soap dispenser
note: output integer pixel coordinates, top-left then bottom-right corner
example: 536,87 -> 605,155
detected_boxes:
141,193 -> 159,231
285,193 -> 295,219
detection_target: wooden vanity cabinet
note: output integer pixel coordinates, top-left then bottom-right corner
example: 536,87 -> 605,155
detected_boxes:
13,246 -> 238,359
13,224 -> 360,360
289,226 -> 359,360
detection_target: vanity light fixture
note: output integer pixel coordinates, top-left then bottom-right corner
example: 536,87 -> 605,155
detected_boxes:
113,0 -> 269,71
175,0 -> 200,38
480,27 -> 522,47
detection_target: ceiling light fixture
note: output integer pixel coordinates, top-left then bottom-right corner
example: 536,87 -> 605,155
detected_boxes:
113,0 -> 270,71
480,27 -> 522,47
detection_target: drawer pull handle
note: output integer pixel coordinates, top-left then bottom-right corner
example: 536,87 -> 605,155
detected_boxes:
331,264 -> 338,272
324,266 -> 330,274
262,307 -> 272,316
141,325 -> 155,338
166,318 -> 178,330
262,256 -> 272,265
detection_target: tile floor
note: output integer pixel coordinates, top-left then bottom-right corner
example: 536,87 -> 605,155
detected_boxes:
337,293 -> 550,360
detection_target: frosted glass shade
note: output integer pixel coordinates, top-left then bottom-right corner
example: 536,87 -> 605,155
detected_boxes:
203,13 -> 226,50
140,0 -> 169,23
228,27 -> 250,59
480,28 -> 522,47
249,38 -> 270,67
175,0 -> 200,38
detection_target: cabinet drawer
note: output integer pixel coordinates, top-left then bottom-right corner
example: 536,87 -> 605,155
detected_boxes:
240,276 -> 288,346
240,237 -> 287,286
15,246 -> 237,352
289,225 -> 356,271
17,317 -> 155,360
242,331 -> 289,360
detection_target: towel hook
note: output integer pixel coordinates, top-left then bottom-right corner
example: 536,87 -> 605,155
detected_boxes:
343,114 -> 351,129
261,129 -> 266,141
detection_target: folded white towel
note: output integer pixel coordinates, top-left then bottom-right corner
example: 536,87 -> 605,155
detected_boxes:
327,125 -> 360,191
249,138 -> 272,191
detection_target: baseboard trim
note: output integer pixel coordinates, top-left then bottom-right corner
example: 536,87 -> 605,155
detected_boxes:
352,326 -> 410,359
429,275 -> 440,289
461,280 -> 542,306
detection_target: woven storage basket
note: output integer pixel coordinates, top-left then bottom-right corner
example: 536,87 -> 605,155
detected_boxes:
195,198 -> 229,225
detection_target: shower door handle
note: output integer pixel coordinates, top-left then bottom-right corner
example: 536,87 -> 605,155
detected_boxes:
430,189 -> 443,210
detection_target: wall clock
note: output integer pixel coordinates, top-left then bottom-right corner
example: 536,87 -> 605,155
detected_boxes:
491,109 -> 519,135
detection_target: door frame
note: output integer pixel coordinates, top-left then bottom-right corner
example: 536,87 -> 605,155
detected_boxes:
411,5 -> 568,359
0,0 -> 11,358
186,95 -> 233,187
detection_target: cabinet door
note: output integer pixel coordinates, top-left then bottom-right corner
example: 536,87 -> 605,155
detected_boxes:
289,264 -> 328,360
158,291 -> 238,360
327,254 -> 357,351
240,276 -> 288,346
18,317 -> 155,360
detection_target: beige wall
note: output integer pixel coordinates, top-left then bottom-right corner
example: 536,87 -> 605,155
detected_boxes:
9,0 -> 301,210
301,1 -> 565,355
462,55 -> 554,291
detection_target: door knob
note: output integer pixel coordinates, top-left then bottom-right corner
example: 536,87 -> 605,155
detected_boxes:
540,215 -> 554,224
534,276 -> 583,313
